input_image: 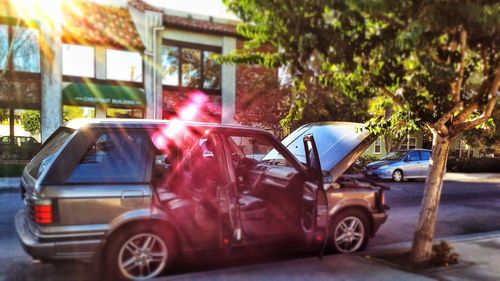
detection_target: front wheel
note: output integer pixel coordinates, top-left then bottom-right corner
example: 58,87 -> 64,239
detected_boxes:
329,209 -> 369,253
392,170 -> 404,182
103,225 -> 176,281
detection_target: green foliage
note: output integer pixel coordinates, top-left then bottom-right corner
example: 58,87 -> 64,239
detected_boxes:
20,111 -> 40,136
0,163 -> 25,177
63,106 -> 84,122
447,157 -> 500,173
462,105 -> 499,148
222,0 -> 500,138
0,108 -> 8,124
19,107 -> 81,136
347,154 -> 380,173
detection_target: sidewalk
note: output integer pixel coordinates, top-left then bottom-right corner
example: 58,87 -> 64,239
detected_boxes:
444,172 -> 500,183
0,177 -> 19,191
164,231 -> 500,281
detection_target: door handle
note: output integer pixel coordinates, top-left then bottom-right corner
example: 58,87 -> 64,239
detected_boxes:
121,190 -> 144,207
121,190 -> 144,199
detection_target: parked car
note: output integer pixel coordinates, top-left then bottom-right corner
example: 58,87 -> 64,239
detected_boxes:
363,149 -> 432,182
16,120 -> 389,280
0,135 -> 40,160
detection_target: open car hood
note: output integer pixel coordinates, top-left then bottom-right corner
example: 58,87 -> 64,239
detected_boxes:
280,122 -> 375,182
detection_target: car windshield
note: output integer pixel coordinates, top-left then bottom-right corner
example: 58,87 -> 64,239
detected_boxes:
381,151 -> 407,161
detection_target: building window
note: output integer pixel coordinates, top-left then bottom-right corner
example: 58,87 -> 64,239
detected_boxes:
400,137 -> 417,150
106,49 -> 143,82
12,27 -> 40,73
0,23 -> 40,73
63,105 -> 95,121
181,48 -> 201,88
106,108 -> 143,119
161,40 -> 221,92
0,25 -> 8,69
374,138 -> 381,154
161,45 -> 179,86
0,108 -> 41,162
62,44 -> 95,77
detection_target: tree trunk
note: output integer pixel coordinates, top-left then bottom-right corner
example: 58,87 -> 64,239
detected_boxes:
409,130 -> 451,262
384,105 -> 394,153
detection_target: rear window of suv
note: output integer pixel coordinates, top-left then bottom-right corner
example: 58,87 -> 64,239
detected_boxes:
26,128 -> 74,179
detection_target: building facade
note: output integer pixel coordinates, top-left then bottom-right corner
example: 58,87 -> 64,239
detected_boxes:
0,0 -> 274,173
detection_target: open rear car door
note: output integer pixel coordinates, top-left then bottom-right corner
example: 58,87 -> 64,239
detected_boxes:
301,134 -> 329,255
217,182 -> 242,249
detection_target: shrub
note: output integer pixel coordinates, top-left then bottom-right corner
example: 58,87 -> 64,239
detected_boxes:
431,241 -> 459,266
347,155 -> 381,174
0,163 -> 26,177
447,157 -> 500,173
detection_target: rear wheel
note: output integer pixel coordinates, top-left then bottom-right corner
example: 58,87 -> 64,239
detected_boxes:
392,170 -> 403,182
329,209 -> 370,253
103,224 -> 177,281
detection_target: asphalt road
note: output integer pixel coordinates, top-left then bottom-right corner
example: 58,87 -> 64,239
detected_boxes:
0,179 -> 499,280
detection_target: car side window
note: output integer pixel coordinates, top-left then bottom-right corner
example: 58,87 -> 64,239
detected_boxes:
420,151 -> 431,160
407,151 -> 420,161
68,130 -> 149,183
227,135 -> 294,168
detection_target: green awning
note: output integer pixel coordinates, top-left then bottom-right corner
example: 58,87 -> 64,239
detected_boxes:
62,83 -> 145,107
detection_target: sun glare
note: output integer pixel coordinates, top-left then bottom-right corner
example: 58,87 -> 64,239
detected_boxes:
11,0 -> 64,27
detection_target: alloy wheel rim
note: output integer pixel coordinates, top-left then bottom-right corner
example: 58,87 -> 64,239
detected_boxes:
118,233 -> 168,280
334,216 -> 365,253
394,171 -> 403,182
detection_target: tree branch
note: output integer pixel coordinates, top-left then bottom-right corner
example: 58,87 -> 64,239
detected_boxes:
371,13 -> 405,29
433,101 -> 462,136
380,87 -> 405,108
481,49 -> 489,77
453,64 -> 500,132
453,101 -> 479,125
452,29 -> 467,103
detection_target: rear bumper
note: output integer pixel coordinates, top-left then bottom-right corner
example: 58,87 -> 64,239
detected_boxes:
371,212 -> 388,237
15,210 -> 101,262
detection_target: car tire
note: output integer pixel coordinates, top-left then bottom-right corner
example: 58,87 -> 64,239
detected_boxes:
329,209 -> 370,253
103,224 -> 177,281
392,170 -> 403,182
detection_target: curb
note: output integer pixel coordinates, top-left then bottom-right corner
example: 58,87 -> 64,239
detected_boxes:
363,230 -> 500,256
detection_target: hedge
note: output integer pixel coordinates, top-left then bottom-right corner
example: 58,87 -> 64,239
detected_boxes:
447,157 -> 500,173
0,163 -> 26,177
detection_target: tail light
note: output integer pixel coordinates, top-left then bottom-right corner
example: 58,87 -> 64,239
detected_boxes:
33,199 -> 53,225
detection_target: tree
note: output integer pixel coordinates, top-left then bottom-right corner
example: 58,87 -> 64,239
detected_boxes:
222,0 -> 499,263
20,106 -> 83,136
20,110 -> 40,136
235,70 -> 370,137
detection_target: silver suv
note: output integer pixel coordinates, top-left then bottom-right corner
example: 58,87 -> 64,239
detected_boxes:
16,120 -> 389,280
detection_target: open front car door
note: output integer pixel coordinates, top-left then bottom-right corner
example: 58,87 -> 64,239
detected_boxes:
301,134 -> 329,255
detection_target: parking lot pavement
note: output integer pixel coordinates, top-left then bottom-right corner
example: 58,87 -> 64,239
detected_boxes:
0,178 -> 499,280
